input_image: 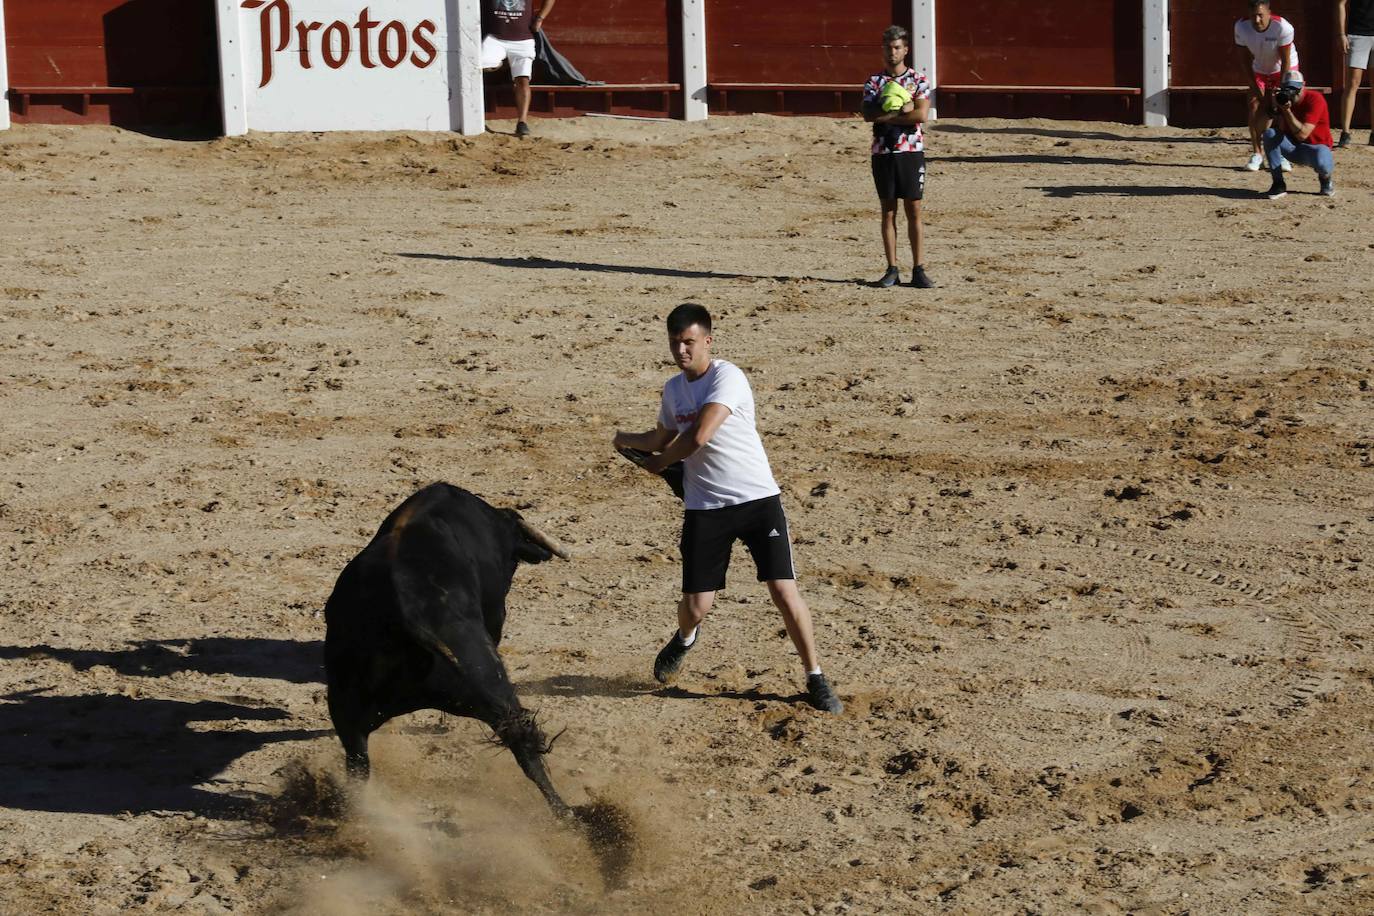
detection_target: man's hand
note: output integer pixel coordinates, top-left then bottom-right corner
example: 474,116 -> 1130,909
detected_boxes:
1343,34 -> 1352,54
532,15 -> 543,31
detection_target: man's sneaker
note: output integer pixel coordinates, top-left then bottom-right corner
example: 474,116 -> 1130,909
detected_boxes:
805,673 -> 844,714
910,266 -> 936,289
1368,131 -> 1374,146
1280,158 -> 1292,172
1319,174 -> 1335,196
1245,152 -> 1264,171
653,628 -> 696,684
1338,130 -> 1352,149
1264,177 -> 1288,199
876,266 -> 901,288
515,121 -> 531,138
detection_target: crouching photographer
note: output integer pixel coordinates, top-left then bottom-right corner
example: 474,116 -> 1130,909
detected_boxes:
1262,70 -> 1336,199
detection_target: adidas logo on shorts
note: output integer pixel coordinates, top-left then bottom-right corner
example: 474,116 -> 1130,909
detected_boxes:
768,529 -> 780,537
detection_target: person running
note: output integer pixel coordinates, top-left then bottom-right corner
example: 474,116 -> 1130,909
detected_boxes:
1336,0 -> 1374,147
612,303 -> 843,714
1236,1 -> 1299,171
862,25 -> 934,289
481,0 -> 557,138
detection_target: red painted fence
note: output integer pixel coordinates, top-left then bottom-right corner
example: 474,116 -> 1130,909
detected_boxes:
5,0 -> 219,129
5,0 -> 1367,129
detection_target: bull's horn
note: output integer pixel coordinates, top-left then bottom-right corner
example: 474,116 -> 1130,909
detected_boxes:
519,519 -> 571,560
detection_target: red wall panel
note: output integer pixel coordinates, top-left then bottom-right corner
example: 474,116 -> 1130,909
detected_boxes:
937,0 -> 1142,88
1170,0 -> 1334,87
5,0 -> 217,88
536,0 -> 676,84
705,0 -> 910,85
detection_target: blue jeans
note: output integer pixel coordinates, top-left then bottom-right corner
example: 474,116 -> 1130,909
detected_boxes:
1263,128 -> 1333,177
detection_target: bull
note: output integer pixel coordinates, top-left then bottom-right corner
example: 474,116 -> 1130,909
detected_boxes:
323,482 -> 572,814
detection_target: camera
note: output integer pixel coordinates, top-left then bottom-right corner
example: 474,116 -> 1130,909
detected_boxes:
1273,85 -> 1299,107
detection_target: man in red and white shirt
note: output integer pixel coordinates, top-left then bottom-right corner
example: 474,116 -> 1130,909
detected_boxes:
862,25 -> 935,289
1236,1 -> 1299,170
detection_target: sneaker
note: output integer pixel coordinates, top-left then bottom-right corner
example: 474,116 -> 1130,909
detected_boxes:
1338,130 -> 1352,149
876,266 -> 901,288
653,628 -> 697,684
805,673 -> 844,714
1264,177 -> 1288,199
910,266 -> 936,288
1280,158 -> 1292,172
514,121 -> 531,138
1319,174 -> 1335,196
1245,152 -> 1264,171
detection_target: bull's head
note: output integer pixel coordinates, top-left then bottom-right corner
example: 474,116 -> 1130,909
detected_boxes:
502,509 -> 571,564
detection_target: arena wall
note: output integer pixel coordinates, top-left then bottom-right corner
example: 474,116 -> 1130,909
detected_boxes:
3,0 -> 1368,131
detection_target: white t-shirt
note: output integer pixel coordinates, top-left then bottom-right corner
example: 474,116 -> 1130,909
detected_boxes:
657,359 -> 780,510
1235,16 -> 1298,74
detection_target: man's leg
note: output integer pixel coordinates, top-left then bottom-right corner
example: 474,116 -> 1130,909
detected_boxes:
904,198 -> 923,269
1261,129 -> 1289,198
1247,89 -> 1267,157
764,579 -> 819,673
514,76 -> 532,125
880,199 -> 898,267
1341,67 -> 1365,141
677,591 -> 714,639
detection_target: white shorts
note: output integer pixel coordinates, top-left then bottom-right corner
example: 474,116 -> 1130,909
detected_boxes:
481,35 -> 536,79
1349,34 -> 1374,69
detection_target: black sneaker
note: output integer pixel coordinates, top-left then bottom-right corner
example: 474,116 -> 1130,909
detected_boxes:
805,673 -> 844,714
653,628 -> 697,684
1264,177 -> 1287,200
876,266 -> 900,288
1319,174 -> 1335,197
910,266 -> 936,289
1337,130 -> 1352,149
515,121 -> 531,138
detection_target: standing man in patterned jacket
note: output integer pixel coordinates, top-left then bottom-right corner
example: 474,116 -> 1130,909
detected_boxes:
862,25 -> 935,289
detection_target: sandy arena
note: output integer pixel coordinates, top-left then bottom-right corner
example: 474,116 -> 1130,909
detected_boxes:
1,115 -> 1372,914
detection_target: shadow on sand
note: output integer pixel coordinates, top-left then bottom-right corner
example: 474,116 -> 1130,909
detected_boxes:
519,673 -> 801,706
1030,183 -> 1259,199
0,638 -> 328,818
394,252 -> 865,286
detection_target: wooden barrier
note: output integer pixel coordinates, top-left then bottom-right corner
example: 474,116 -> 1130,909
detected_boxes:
4,0 -> 219,128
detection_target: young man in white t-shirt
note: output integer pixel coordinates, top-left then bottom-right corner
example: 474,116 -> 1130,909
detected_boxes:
612,303 -> 842,713
1236,1 -> 1299,170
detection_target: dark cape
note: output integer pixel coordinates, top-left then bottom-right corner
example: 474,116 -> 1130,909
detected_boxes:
534,31 -> 603,86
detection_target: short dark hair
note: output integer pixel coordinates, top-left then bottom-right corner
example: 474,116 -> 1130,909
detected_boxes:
666,302 -> 712,336
1249,0 -> 1269,9
883,25 -> 909,45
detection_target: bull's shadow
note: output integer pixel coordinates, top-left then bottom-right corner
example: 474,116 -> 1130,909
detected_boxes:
0,637 -> 324,684
520,673 -> 800,705
0,688 -> 326,818
394,252 -> 864,286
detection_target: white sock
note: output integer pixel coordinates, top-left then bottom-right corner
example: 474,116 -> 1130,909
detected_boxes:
807,667 -> 822,677
678,626 -> 698,647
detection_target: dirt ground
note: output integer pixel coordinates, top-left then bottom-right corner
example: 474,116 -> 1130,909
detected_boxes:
1,113 -> 1371,915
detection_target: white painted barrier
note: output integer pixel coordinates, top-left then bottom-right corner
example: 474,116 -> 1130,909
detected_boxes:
911,0 -> 937,120
0,0 -> 10,131
216,0 -> 482,135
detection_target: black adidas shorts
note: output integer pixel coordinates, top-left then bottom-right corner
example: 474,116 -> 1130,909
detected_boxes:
871,151 -> 926,201
680,494 -> 795,593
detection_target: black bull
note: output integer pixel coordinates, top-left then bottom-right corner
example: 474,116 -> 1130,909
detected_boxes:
323,482 -> 573,813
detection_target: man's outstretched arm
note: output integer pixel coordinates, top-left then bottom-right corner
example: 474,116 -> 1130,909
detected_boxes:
614,424 -> 674,453
643,403 -> 730,473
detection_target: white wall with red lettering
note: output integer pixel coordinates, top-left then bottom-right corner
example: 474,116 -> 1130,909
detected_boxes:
217,0 -> 483,135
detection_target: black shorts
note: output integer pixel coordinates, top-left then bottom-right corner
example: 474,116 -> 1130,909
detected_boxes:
680,494 -> 795,593
871,151 -> 926,201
